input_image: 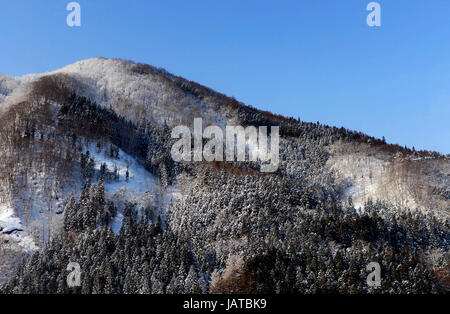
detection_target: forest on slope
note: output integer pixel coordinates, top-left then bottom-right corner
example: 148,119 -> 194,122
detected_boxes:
0,58 -> 448,293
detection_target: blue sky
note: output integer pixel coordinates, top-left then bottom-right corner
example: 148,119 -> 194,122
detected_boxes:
1,0 -> 449,153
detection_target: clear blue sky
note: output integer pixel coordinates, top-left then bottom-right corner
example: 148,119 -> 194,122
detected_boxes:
1,0 -> 449,153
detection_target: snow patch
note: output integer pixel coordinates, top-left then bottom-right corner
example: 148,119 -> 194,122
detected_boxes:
85,144 -> 180,233
0,204 -> 38,252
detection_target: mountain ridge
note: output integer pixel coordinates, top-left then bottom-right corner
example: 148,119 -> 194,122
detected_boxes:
0,57 -> 448,293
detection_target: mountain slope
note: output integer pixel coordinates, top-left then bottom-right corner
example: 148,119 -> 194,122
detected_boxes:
0,58 -> 448,293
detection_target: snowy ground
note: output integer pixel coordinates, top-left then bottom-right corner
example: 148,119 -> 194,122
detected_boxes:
327,141 -> 450,218
85,143 -> 181,232
0,204 -> 38,252
0,141 -> 181,253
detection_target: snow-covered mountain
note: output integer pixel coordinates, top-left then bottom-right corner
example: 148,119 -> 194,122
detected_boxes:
1,58 -> 230,128
0,58 -> 448,293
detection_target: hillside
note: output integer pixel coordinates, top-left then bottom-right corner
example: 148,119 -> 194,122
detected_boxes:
0,58 -> 448,294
